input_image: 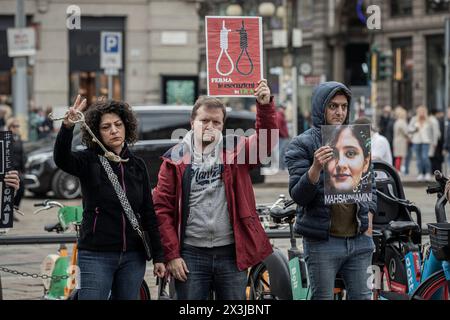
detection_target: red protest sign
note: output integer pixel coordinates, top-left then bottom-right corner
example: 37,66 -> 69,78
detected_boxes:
205,16 -> 263,97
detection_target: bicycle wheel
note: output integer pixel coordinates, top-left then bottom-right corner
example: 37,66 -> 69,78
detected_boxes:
411,270 -> 449,300
67,289 -> 78,300
139,280 -> 151,300
157,275 -> 176,300
248,263 -> 273,300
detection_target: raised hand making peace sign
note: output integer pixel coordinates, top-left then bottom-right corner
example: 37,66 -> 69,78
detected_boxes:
63,95 -> 88,128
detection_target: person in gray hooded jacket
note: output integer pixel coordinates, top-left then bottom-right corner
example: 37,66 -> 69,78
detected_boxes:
285,82 -> 377,300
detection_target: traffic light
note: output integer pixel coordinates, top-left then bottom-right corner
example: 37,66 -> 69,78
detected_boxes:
366,46 -> 379,82
378,51 -> 393,81
367,47 -> 393,81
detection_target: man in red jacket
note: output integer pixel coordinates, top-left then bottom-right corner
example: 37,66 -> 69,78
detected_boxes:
153,79 -> 277,300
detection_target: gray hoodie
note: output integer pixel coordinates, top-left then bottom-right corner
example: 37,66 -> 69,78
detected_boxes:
182,130 -> 235,248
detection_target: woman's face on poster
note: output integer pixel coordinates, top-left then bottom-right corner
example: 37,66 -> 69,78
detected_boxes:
326,127 -> 370,192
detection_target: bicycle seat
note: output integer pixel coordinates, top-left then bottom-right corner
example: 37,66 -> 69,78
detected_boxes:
44,222 -> 64,233
269,206 -> 296,220
387,221 -> 419,234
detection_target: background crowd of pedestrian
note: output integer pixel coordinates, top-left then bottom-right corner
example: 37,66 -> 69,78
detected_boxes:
0,96 -> 54,141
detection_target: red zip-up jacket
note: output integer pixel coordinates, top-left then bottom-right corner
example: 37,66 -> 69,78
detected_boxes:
153,98 -> 278,271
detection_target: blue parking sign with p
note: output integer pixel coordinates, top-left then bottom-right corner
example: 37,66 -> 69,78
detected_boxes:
104,34 -> 119,53
101,31 -> 122,70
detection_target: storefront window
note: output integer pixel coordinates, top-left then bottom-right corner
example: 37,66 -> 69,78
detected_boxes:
162,76 -> 198,105
68,17 -> 125,104
266,48 -> 284,97
391,0 -> 413,17
0,15 -> 33,102
426,35 -> 445,111
391,37 -> 413,111
0,72 -> 11,96
426,0 -> 450,13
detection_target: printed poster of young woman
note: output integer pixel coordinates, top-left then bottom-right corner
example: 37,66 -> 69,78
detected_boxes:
322,124 -> 372,205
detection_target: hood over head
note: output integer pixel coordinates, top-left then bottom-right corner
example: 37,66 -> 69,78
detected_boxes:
311,81 -> 352,127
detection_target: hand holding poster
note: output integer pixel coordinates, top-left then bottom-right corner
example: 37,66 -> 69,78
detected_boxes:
322,124 -> 372,205
205,16 -> 263,97
0,131 -> 13,229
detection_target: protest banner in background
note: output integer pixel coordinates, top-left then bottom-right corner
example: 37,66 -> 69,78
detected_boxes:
322,124 -> 372,205
0,131 -> 13,228
205,16 -> 263,97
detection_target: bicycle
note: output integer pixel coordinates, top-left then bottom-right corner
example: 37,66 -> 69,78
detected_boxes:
373,169 -> 450,300
247,196 -> 309,300
370,161 -> 423,298
247,195 -> 351,300
156,196 -> 305,300
35,199 -> 151,300
407,170 -> 450,300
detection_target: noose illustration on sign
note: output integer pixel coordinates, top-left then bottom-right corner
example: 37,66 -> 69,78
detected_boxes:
235,20 -> 254,76
216,20 -> 234,76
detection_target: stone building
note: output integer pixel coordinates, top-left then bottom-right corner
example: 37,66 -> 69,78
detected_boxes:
0,0 -> 200,109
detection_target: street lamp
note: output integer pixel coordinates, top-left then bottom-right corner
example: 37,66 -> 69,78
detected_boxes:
226,4 -> 242,16
258,2 -> 276,17
259,1 -> 298,136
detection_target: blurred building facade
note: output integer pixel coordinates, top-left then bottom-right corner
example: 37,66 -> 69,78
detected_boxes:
1,0 -> 448,121
198,0 -> 449,131
0,0 -> 200,108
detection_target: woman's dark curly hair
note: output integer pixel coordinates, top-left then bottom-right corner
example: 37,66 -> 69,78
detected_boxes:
81,100 -> 138,149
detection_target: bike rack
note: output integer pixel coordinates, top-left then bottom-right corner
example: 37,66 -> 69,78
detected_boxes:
0,234 -> 77,300
0,234 -> 77,245
265,229 -> 301,239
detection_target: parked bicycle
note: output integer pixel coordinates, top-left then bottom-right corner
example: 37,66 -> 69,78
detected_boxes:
372,165 -> 450,300
36,199 -> 151,300
247,195 -> 350,300
370,160 -> 423,299
408,171 -> 450,300
157,194 -> 349,300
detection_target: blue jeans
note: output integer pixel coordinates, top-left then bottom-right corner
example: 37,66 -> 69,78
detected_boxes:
175,244 -> 247,300
77,250 -> 146,300
404,143 -> 412,174
413,143 -> 431,175
303,235 -> 374,300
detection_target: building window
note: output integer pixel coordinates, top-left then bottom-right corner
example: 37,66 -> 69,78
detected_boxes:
426,35 -> 445,111
0,71 -> 11,96
68,17 -> 125,105
391,0 -> 413,17
0,15 -> 33,102
161,76 -> 198,105
391,37 -> 413,111
426,0 -> 450,13
266,48 -> 284,96
297,0 -> 314,28
345,43 -> 370,86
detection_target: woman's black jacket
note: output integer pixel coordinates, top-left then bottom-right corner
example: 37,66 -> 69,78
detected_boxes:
54,124 -> 164,262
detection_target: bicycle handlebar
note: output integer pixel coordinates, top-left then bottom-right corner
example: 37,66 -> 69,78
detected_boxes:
33,200 -> 65,214
427,171 -> 449,223
268,199 -> 296,221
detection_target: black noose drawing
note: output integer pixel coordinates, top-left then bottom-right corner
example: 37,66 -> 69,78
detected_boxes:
235,20 -> 254,76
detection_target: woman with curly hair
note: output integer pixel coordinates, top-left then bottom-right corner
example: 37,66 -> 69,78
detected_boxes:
53,95 -> 165,300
